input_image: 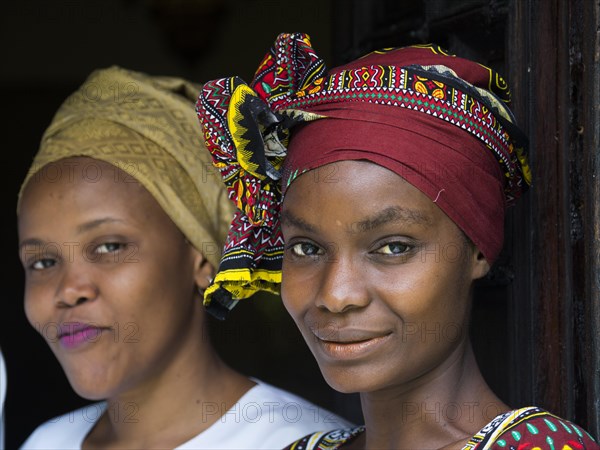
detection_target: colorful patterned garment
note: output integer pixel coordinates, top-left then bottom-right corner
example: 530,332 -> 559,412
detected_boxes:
285,407 -> 600,450
196,32 -> 531,318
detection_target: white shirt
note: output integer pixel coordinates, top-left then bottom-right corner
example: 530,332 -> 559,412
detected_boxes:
20,379 -> 352,449
0,350 -> 6,449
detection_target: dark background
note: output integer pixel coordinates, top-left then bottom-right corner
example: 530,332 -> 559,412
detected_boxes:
2,0 -> 600,448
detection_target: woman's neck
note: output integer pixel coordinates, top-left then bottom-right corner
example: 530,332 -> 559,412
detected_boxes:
83,317 -> 254,449
358,340 -> 509,450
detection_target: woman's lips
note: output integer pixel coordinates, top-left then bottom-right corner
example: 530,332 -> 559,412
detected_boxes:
58,323 -> 105,350
312,329 -> 392,360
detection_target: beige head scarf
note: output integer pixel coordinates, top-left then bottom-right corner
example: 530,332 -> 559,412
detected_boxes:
17,66 -> 233,269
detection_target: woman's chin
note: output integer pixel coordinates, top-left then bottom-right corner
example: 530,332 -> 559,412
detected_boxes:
320,366 -> 378,394
62,367 -> 116,400
73,388 -> 108,401
68,379 -> 112,400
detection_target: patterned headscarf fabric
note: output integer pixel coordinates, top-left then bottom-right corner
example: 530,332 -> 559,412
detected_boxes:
18,66 -> 234,271
197,33 -> 531,318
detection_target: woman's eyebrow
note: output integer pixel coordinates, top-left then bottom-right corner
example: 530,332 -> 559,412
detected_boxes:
280,210 -> 320,233
281,206 -> 430,234
76,217 -> 124,234
18,218 -> 125,250
352,206 -> 431,232
19,238 -> 44,251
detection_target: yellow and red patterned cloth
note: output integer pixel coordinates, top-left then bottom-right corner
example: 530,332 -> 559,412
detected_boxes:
196,32 -> 531,318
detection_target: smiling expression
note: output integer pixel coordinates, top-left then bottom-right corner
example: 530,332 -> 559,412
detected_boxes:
280,160 -> 489,394
18,157 -> 207,400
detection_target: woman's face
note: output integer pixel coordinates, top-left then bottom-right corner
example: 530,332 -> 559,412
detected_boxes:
18,157 -> 206,399
281,160 -> 489,394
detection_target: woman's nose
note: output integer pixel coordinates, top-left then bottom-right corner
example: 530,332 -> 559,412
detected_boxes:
315,251 -> 370,313
55,264 -> 99,308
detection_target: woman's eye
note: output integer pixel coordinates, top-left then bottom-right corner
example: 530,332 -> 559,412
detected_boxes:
290,242 -> 323,257
30,259 -> 56,270
375,242 -> 410,255
95,242 -> 123,254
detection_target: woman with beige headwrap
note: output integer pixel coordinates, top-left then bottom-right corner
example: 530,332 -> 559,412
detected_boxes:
16,66 -> 350,449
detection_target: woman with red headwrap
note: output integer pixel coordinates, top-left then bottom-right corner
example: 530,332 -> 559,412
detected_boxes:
197,33 -> 599,449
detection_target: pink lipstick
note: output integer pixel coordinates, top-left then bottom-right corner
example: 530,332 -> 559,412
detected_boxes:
58,323 -> 103,349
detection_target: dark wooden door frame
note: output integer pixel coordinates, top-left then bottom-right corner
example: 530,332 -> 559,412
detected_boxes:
508,0 -> 600,438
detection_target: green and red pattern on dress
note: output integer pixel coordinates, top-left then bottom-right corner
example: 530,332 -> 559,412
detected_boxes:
465,407 -> 599,450
284,407 -> 599,450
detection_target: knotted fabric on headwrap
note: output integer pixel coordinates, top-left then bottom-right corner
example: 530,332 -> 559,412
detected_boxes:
18,66 -> 234,272
197,32 -> 531,317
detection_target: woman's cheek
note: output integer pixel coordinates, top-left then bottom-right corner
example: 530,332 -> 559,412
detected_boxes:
280,280 -> 300,317
24,290 -> 42,330
281,270 -> 309,318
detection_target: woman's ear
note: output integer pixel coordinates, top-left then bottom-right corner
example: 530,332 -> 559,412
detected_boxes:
470,246 -> 491,280
193,252 -> 215,291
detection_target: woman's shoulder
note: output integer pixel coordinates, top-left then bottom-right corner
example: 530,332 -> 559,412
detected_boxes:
283,426 -> 365,450
281,406 -> 600,450
248,379 -> 354,429
19,402 -> 106,450
465,406 -> 599,450
176,380 -> 355,450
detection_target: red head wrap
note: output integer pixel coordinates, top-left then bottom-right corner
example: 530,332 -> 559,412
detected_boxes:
197,33 -> 530,318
